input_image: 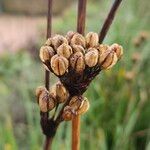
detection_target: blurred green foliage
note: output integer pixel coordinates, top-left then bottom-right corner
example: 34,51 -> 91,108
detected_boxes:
0,0 -> 150,149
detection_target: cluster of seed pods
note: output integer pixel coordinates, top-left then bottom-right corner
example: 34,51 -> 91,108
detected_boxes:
36,31 -> 123,121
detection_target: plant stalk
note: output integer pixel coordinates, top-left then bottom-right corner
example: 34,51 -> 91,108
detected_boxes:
71,1 -> 87,150
99,0 -> 123,43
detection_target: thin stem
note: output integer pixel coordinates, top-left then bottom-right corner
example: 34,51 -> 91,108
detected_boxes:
71,1 -> 87,150
42,0 -> 53,150
72,115 -> 80,150
99,0 -> 123,43
44,137 -> 53,150
77,0 -> 87,35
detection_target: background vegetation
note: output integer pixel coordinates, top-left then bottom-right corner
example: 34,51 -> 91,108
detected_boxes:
0,0 -> 149,149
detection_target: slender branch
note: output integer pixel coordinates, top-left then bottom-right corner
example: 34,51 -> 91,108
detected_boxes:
77,0 -> 87,35
72,115 -> 80,150
41,0 -> 53,150
99,0 -> 123,43
72,1 -> 87,150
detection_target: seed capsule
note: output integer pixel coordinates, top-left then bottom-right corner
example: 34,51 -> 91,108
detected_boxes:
77,97 -> 90,115
69,96 -> 83,111
35,86 -> 46,101
45,38 -> 52,46
86,32 -> 99,48
85,48 -> 99,67
52,35 -> 68,50
51,55 -> 69,76
101,51 -> 118,70
57,43 -> 73,59
62,106 -> 73,121
38,89 -> 56,112
39,46 -> 55,62
72,45 -> 85,54
70,33 -> 86,47
56,82 -> 69,103
66,31 -> 76,43
110,43 -> 123,59
70,52 -> 85,73
97,44 -> 109,54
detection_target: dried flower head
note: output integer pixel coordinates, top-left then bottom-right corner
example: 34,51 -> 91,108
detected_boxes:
66,31 -> 76,43
70,33 -> 86,47
52,35 -> 68,50
110,43 -> 123,59
97,44 -> 109,54
57,43 -> 73,59
77,97 -> 90,115
85,48 -> 99,67
86,32 -> 99,48
101,51 -> 118,70
70,52 -> 85,73
39,90 -> 55,112
72,44 -> 85,54
69,96 -> 83,111
62,106 -> 73,121
39,46 -> 55,62
55,82 -> 69,103
51,55 -> 69,76
45,38 -> 52,46
35,86 -> 46,100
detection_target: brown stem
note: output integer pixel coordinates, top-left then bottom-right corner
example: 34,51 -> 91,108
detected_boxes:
99,0 -> 123,43
71,1 -> 87,150
72,115 -> 80,150
44,137 -> 53,150
41,0 -> 53,150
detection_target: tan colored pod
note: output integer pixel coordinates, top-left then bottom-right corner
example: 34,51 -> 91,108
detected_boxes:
62,106 -> 73,121
77,97 -> 90,115
55,82 -> 69,103
35,86 -> 46,100
45,38 -> 52,46
51,55 -> 69,76
70,33 -> 86,47
85,48 -> 99,67
101,51 -> 118,70
69,96 -> 83,111
98,49 -> 111,65
52,35 -> 68,50
39,46 -> 55,62
70,52 -> 85,73
66,31 -> 76,43
57,43 -> 73,59
110,43 -> 123,59
86,32 -> 99,48
72,44 -> 85,54
97,44 -> 109,54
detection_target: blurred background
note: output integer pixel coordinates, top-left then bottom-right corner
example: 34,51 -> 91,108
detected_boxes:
0,0 -> 149,149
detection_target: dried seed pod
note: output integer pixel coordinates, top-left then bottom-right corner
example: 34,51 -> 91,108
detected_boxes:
52,35 -> 68,50
35,86 -> 46,100
55,82 -> 69,103
38,89 -> 56,112
97,44 -> 109,54
72,44 -> 85,54
77,97 -> 90,115
57,43 -> 73,59
66,31 -> 76,43
101,51 -> 118,70
45,38 -> 52,46
70,33 -> 86,47
51,55 -> 69,76
98,49 -> 111,65
86,32 -> 99,47
69,96 -> 83,111
110,43 -> 123,59
70,52 -> 85,73
62,106 -> 73,121
39,46 -> 55,62
85,48 -> 99,67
